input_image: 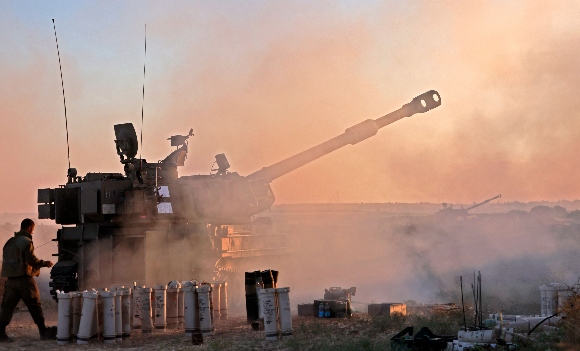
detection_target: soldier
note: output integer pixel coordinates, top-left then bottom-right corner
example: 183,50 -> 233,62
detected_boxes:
0,218 -> 56,342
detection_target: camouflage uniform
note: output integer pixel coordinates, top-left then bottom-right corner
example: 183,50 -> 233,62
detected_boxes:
0,230 -> 51,327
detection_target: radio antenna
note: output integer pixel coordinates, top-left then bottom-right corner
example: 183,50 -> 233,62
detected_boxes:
52,19 -> 71,170
140,24 -> 146,166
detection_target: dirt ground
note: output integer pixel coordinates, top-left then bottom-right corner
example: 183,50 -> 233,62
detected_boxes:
0,308 -> 384,351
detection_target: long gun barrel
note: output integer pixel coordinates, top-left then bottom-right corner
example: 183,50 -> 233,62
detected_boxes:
248,90 -> 441,182
466,194 -> 502,212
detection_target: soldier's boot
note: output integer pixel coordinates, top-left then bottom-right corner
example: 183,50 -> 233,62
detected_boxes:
0,323 -> 13,343
38,324 -> 57,340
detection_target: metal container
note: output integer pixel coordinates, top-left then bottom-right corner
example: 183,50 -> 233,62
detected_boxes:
277,287 -> 292,338
56,291 -> 73,345
197,285 -> 213,336
100,291 -> 116,344
77,291 -> 98,344
154,284 -> 167,330
260,288 -> 278,341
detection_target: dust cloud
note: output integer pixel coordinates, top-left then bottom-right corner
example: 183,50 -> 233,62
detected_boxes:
269,202 -> 580,315
1,201 -> 578,316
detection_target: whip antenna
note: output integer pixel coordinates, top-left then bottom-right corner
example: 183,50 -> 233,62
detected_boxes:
140,24 -> 146,164
52,19 -> 71,170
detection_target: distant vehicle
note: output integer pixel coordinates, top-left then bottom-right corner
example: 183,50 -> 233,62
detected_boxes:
437,194 -> 502,218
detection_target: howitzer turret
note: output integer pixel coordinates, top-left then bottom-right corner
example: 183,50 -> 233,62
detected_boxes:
38,90 -> 441,299
171,90 -> 441,222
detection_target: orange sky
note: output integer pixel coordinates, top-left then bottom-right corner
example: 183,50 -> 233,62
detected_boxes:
1,1 -> 580,213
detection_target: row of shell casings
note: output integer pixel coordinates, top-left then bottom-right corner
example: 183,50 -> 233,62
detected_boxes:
259,287 -> 292,341
135,281 -> 219,337
56,281 -> 227,345
56,287 -> 132,345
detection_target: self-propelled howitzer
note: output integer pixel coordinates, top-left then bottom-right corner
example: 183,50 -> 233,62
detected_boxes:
38,90 -> 440,299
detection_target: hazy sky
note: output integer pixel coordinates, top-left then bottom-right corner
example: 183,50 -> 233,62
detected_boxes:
1,1 -> 580,213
